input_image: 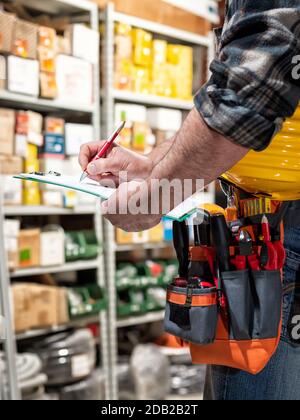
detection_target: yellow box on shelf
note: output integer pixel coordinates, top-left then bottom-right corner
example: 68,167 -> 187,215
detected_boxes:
148,223 -> 164,243
132,28 -> 153,68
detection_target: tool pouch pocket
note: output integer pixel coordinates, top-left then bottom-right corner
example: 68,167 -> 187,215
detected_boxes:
164,284 -> 218,345
252,270 -> 282,339
222,270 -> 253,340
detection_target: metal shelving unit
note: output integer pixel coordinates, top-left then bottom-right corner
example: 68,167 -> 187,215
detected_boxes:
10,259 -> 101,278
101,3 -> 216,400
16,315 -> 101,341
0,90 -> 96,114
4,205 -> 97,216
112,90 -> 194,110
0,0 -> 110,401
116,311 -> 165,329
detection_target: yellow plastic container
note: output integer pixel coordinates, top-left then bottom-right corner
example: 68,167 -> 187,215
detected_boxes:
224,106 -> 300,201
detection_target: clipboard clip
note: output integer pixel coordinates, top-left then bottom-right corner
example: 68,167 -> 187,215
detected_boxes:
29,171 -> 61,177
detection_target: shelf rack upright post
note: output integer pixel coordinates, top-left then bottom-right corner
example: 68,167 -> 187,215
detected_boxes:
101,2 -> 216,400
0,0 -> 110,400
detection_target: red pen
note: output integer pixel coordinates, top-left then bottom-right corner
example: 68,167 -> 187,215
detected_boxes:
80,121 -> 126,182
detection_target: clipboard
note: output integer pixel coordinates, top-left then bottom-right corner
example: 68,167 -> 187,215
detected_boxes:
14,173 -> 208,222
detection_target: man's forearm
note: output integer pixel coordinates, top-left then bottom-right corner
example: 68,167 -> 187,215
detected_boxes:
147,137 -> 175,167
150,108 -> 249,191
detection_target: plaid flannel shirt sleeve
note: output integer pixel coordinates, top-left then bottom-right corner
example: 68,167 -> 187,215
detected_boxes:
194,0 -> 300,151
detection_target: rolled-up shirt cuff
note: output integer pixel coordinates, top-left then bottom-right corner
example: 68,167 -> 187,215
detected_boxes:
194,82 -> 283,152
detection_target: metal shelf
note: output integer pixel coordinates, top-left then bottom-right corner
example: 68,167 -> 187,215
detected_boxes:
113,90 -> 194,110
117,311 -> 165,328
116,242 -> 173,252
0,91 -> 95,114
0,316 -> 6,341
15,0 -> 97,16
16,315 -> 100,341
112,11 -> 211,47
10,260 -> 100,278
4,206 -> 97,216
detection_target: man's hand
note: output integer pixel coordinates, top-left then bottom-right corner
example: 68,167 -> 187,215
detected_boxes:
101,180 -> 162,232
79,141 -> 153,186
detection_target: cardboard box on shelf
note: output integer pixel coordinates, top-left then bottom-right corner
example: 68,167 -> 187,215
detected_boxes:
45,117 -> 65,135
115,103 -> 147,123
12,19 -> 38,60
7,56 -> 39,97
56,55 -> 93,105
153,40 -> 167,65
147,108 -> 182,131
56,35 -> 71,55
63,190 -> 78,209
23,184 -> 41,206
4,219 -> 20,270
0,11 -> 16,53
12,284 -> 69,332
148,224 -> 164,243
41,133 -> 65,158
18,229 -> 41,268
92,0 -> 212,35
41,190 -> 64,207
1,176 -> 22,205
24,157 -> 39,174
0,155 -> 23,174
0,55 -> 6,90
15,134 -> 27,158
40,71 -> 57,99
65,123 -> 93,156
132,122 -> 149,152
115,33 -> 132,60
38,46 -> 56,73
56,287 -> 69,325
12,285 -> 32,332
132,231 -> 149,244
16,111 -> 43,146
66,24 -> 100,65
114,58 -> 133,90
116,229 -> 134,245
133,28 -> 154,67
38,26 -> 57,50
40,228 -> 65,267
0,108 -> 15,155
131,66 -> 151,94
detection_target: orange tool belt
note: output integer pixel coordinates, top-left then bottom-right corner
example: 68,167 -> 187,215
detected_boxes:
164,195 -> 291,375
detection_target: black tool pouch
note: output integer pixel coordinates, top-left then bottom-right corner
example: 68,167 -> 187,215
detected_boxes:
222,269 -> 282,341
222,270 -> 253,340
164,284 -> 218,345
252,270 -> 282,339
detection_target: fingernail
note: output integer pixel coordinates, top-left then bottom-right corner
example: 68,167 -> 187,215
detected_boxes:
88,163 -> 96,175
101,201 -> 108,213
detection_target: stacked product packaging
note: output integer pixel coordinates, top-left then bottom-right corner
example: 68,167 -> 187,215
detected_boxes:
0,10 -> 99,102
114,23 -> 193,100
0,10 -> 99,207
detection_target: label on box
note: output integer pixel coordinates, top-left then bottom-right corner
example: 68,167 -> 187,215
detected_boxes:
43,134 -> 65,156
8,56 -> 39,96
56,55 -> 93,105
15,134 -> 27,158
71,354 -> 90,379
65,123 -> 93,156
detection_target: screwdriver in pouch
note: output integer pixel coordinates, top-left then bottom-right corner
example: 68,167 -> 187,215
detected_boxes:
173,220 -> 190,279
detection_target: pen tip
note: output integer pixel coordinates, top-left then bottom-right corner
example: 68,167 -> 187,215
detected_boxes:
80,172 -> 88,183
